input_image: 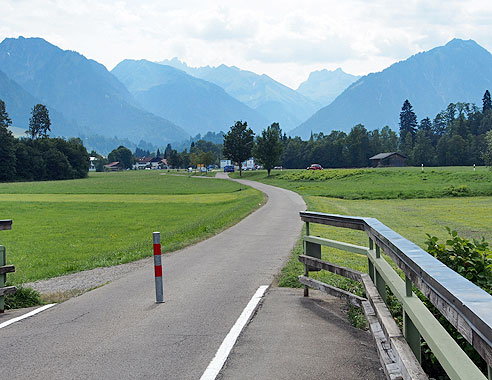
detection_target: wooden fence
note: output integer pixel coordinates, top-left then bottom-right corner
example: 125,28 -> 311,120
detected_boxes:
299,211 -> 491,380
0,220 -> 16,313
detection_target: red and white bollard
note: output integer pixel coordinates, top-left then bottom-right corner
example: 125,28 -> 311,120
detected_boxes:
153,232 -> 164,303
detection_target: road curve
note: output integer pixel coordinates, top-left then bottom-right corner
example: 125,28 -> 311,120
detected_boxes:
1,174 -> 305,380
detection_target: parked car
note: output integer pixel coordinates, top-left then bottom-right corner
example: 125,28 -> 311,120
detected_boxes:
224,165 -> 235,173
307,164 -> 323,170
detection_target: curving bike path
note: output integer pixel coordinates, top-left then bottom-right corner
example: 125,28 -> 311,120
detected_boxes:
1,174 -> 307,379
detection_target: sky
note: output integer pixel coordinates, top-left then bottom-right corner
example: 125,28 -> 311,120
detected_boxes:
2,0 -> 492,89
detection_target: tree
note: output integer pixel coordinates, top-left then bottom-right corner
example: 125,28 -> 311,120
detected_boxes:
399,99 -> 417,149
200,151 -> 215,167
253,123 -> 283,176
108,145 -> 133,169
0,99 -> 16,181
167,149 -> 182,168
223,121 -> 255,176
380,126 -> 398,152
412,129 -> 435,166
345,124 -> 370,167
156,148 -> 161,158
419,117 -> 432,134
483,130 -> 492,167
483,90 -> 492,114
27,104 -> 51,139
164,144 -> 172,158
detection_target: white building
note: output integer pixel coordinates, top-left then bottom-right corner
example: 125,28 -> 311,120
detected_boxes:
220,159 -> 232,168
89,157 -> 97,171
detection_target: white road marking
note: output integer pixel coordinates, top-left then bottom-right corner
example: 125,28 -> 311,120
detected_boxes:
200,285 -> 269,380
0,304 -> 56,329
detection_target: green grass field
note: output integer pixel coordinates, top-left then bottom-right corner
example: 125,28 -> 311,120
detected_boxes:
232,167 -> 492,291
0,171 -> 264,284
231,166 -> 492,199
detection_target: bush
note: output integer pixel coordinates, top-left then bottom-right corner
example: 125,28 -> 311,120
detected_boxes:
4,285 -> 42,309
425,227 -> 492,293
418,229 -> 492,378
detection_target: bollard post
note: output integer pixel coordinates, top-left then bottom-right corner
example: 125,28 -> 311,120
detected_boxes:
153,232 -> 164,303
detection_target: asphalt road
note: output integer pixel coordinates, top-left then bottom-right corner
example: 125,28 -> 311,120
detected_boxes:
1,175 -> 306,379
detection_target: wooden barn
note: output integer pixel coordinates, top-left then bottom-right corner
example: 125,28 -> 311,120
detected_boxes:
369,152 -> 406,167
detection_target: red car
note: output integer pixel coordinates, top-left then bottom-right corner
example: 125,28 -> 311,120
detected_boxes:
307,164 -> 323,170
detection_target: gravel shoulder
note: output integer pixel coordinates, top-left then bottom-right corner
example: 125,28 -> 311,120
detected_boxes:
25,257 -> 153,295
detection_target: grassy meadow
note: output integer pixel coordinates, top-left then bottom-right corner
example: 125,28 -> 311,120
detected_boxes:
232,167 -> 492,290
231,166 -> 492,199
0,171 -> 264,284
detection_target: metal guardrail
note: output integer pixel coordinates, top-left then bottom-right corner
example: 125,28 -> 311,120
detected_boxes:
299,211 -> 492,380
0,220 -> 16,313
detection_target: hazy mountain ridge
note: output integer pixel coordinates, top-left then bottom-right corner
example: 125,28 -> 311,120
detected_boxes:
291,38 -> 492,139
297,68 -> 360,106
112,60 -> 269,135
159,58 -> 321,131
0,37 -> 189,145
0,68 -> 79,137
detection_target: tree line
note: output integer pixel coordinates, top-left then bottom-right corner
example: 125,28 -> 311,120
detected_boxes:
0,100 -> 90,182
154,91 -> 492,174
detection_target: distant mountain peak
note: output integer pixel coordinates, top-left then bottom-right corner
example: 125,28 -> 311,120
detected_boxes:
445,38 -> 478,47
297,67 -> 360,106
291,38 -> 492,139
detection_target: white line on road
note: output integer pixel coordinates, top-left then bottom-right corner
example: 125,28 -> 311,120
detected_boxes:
0,304 -> 56,329
200,285 -> 269,380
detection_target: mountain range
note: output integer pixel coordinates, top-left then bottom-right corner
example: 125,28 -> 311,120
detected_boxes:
1,36 -> 492,152
292,39 -> 492,138
159,58 -> 323,131
111,60 -> 268,135
0,37 -> 188,148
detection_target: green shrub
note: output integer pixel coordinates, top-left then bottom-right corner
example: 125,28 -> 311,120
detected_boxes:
418,229 -> 491,378
425,227 -> 492,293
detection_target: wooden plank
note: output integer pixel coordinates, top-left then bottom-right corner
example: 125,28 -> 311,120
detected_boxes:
0,265 -> 15,275
361,279 -> 427,380
362,300 -> 404,380
361,274 -> 403,340
298,275 -> 365,307
298,255 -> 363,282
390,336 -> 428,380
0,286 -> 17,297
299,212 -> 366,231
303,235 -> 369,255
0,220 -> 12,231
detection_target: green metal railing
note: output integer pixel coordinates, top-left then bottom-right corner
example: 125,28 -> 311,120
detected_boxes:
299,211 -> 491,380
0,220 -> 16,313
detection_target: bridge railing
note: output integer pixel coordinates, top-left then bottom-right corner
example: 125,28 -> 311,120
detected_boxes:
299,211 -> 491,380
0,220 -> 16,313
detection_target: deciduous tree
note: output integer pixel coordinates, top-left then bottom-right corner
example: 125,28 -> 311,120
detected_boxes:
223,121 -> 255,177
253,123 -> 283,176
108,145 -> 133,169
27,104 -> 51,139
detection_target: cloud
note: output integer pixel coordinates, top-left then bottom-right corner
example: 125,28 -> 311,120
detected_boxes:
2,0 -> 492,88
